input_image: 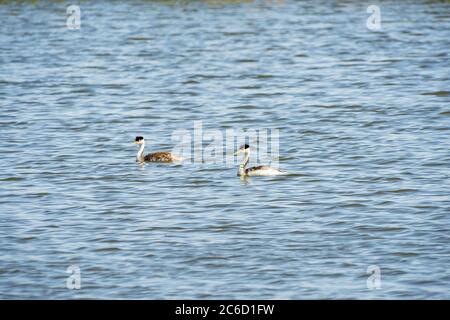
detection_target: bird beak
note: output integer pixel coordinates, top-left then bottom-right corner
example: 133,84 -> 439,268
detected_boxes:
234,150 -> 241,156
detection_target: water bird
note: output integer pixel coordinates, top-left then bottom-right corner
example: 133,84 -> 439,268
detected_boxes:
234,144 -> 286,176
134,136 -> 182,162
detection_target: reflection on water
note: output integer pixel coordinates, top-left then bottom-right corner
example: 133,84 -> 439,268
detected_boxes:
0,0 -> 449,299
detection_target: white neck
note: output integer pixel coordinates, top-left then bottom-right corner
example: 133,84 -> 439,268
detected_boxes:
137,141 -> 145,160
239,150 -> 250,175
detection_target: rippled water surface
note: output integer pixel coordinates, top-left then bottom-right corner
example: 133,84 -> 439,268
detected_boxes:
1,0 -> 449,299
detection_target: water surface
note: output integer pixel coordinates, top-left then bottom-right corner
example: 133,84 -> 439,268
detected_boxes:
0,0 -> 449,299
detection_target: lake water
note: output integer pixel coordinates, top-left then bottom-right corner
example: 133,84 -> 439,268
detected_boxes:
0,0 -> 449,299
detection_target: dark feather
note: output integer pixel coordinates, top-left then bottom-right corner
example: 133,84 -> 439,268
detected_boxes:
144,152 -> 174,162
245,165 -> 271,174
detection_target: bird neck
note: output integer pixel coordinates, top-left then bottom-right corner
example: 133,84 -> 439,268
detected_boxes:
239,150 -> 250,174
137,141 -> 145,160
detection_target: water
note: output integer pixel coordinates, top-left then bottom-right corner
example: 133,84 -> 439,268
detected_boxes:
0,0 -> 449,299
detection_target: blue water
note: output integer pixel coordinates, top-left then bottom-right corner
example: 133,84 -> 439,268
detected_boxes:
0,0 -> 449,299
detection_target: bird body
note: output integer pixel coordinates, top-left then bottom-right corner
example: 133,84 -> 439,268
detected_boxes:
134,136 -> 181,163
143,151 -> 177,162
241,165 -> 285,176
235,144 -> 286,176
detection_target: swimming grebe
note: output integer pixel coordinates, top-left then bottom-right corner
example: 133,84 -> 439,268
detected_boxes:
234,144 -> 286,176
134,136 -> 182,162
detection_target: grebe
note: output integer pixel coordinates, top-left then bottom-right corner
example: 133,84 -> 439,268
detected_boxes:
234,144 -> 286,176
134,136 -> 182,162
